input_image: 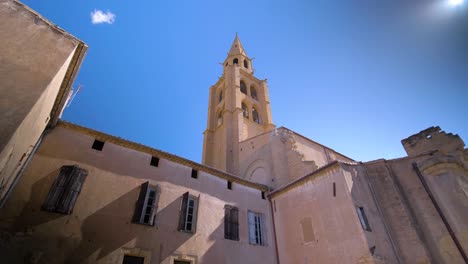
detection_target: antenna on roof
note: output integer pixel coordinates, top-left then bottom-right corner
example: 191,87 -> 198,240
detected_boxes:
66,84 -> 82,108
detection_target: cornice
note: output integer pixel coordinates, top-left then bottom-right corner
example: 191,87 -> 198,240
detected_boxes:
49,42 -> 88,127
57,121 -> 270,192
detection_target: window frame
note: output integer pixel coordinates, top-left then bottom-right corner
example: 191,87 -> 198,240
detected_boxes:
132,181 -> 160,226
240,81 -> 247,94
252,107 -> 260,124
178,192 -> 200,233
248,211 -> 266,246
356,206 -> 372,232
250,86 -> 258,100
224,205 -> 239,241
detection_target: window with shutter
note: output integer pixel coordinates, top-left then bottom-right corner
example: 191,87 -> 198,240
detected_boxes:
248,211 -> 266,246
178,192 -> 199,233
132,181 -> 159,226
42,165 -> 88,214
224,205 -> 239,241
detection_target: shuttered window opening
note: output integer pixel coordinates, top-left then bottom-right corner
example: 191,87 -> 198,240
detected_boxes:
248,211 -> 266,246
224,205 -> 239,241
132,181 -> 160,226
42,165 -> 88,215
178,192 -> 200,233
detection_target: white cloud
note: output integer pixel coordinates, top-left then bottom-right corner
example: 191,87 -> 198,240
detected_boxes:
90,10 -> 116,24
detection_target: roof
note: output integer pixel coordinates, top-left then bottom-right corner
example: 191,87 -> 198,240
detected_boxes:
228,34 -> 247,57
57,121 -> 270,192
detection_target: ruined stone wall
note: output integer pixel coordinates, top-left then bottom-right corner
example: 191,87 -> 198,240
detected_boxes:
238,127 -> 353,189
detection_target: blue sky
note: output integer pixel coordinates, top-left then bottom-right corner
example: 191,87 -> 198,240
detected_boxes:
23,0 -> 467,162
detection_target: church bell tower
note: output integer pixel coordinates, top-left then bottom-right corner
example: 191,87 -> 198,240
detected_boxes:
202,35 -> 275,175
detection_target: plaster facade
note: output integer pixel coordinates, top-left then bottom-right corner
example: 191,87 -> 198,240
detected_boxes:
1,3 -> 468,263
0,123 -> 276,264
0,0 -> 87,206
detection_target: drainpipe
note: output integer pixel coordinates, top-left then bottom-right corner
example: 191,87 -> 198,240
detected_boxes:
412,162 -> 468,263
0,129 -> 49,208
268,195 -> 280,264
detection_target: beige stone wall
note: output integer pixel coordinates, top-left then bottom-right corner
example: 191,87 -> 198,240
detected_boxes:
0,0 -> 84,203
271,163 -> 398,264
0,126 -> 276,264
239,128 -> 353,188
363,153 -> 467,263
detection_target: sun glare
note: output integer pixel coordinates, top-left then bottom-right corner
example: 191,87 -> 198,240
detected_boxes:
449,0 -> 464,6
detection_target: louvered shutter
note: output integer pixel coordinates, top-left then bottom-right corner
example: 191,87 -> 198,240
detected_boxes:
178,192 -> 189,230
133,181 -> 149,223
192,194 -> 200,233
232,208 -> 239,241
260,213 -> 266,245
42,166 -> 74,212
224,207 -> 231,239
248,211 -> 256,244
56,166 -> 88,214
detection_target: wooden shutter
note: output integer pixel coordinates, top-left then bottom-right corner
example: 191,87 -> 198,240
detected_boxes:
133,181 -> 149,223
56,166 -> 88,214
224,207 -> 231,239
42,166 -> 73,212
192,194 -> 200,233
248,211 -> 256,244
232,207 -> 239,241
178,192 -> 189,231
260,213 -> 266,245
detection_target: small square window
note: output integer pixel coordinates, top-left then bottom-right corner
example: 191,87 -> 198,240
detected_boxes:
150,156 -> 159,167
191,169 -> 198,179
92,139 -> 105,151
227,181 -> 232,190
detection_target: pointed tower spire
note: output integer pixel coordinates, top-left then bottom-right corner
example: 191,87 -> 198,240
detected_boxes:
228,34 -> 247,57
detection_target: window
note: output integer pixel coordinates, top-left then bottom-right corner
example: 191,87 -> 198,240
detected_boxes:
261,191 -> 265,200
92,139 -> 105,151
133,181 -> 159,226
227,180 -> 232,190
191,169 -> 198,179
122,255 -> 145,264
150,156 -> 159,167
333,182 -> 336,197
356,207 -> 371,231
217,111 -> 223,126
233,58 -> 238,64
240,81 -> 247,94
242,102 -> 249,119
174,261 -> 191,264
218,90 -> 223,103
243,60 -> 249,69
178,192 -> 199,233
252,107 -> 260,124
250,86 -> 258,100
42,165 -> 88,214
224,205 -> 239,240
248,211 -> 266,245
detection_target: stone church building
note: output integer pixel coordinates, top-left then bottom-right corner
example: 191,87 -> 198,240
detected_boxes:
1,1 -> 467,263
